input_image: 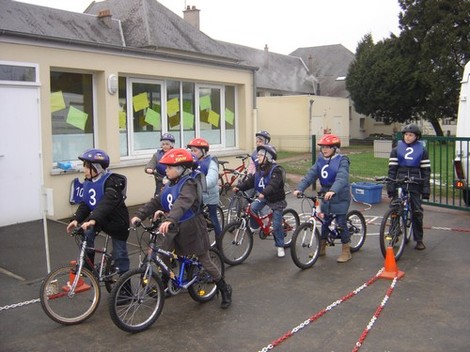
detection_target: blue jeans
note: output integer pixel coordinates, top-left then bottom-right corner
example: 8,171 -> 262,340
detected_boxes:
84,228 -> 129,274
207,203 -> 222,237
320,214 -> 350,244
250,199 -> 284,247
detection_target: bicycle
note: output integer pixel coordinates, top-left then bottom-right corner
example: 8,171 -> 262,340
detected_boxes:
218,190 -> 300,265
202,203 -> 225,247
39,227 -> 120,325
108,220 -> 224,333
290,193 -> 367,269
218,154 -> 251,196
375,176 -> 422,261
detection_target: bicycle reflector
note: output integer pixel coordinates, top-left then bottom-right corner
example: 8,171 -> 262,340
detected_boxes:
455,179 -> 466,189
454,159 -> 466,189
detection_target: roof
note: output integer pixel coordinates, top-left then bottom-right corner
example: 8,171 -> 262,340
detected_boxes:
290,44 -> 355,97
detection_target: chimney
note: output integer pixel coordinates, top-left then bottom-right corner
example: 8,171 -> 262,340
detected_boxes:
264,44 -> 269,67
183,5 -> 200,30
307,55 -> 314,72
98,9 -> 112,28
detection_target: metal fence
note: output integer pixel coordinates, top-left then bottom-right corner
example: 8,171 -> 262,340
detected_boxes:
420,136 -> 469,211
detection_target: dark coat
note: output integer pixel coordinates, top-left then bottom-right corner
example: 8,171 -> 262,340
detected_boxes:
72,173 -> 129,241
237,162 -> 285,203
134,177 -> 210,256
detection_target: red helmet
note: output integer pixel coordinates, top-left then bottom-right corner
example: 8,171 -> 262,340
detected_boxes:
318,134 -> 341,147
187,137 -> 209,151
159,148 -> 195,168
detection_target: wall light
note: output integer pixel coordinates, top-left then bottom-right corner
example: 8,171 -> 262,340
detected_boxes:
107,74 -> 118,95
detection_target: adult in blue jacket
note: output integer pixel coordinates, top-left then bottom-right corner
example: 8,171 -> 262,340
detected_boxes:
293,134 -> 352,262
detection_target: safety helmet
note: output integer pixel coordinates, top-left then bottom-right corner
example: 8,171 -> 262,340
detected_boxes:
78,149 -> 110,169
159,148 -> 195,168
187,137 -> 209,151
257,144 -> 277,161
255,130 -> 271,143
160,133 -> 175,143
401,124 -> 422,140
318,134 -> 341,148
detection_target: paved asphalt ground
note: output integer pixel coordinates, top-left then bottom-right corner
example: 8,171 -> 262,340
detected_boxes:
1,192 -> 470,352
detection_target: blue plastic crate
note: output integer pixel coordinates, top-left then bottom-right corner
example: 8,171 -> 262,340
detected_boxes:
351,182 -> 383,204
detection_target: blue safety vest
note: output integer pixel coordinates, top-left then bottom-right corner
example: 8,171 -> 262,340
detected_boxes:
397,140 -> 424,168
160,173 -> 200,223
82,172 -> 112,211
316,155 -> 341,187
254,164 -> 279,193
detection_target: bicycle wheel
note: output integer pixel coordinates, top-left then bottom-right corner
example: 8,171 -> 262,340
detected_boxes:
347,210 -> 367,252
404,208 -> 413,244
226,193 -> 244,224
219,219 -> 254,265
290,222 -> 320,269
188,248 -> 225,302
40,264 -> 100,325
108,266 -> 165,333
282,208 -> 300,248
379,208 -> 407,260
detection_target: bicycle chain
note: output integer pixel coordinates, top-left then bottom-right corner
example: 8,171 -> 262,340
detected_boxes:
0,298 -> 40,311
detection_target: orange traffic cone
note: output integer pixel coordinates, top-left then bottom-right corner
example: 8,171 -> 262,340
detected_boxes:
379,246 -> 405,280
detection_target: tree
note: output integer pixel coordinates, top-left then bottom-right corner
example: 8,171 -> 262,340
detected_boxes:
346,0 -> 470,135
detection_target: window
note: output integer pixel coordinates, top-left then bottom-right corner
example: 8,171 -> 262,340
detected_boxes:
0,62 -> 37,83
118,77 -> 237,156
50,71 -> 94,163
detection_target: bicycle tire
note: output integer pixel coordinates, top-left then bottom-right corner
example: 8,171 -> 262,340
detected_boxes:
39,265 -> 100,325
226,193 -> 245,224
219,220 -> 254,265
379,208 -> 406,261
108,267 -> 165,333
290,222 -> 321,269
347,210 -> 367,252
404,208 -> 413,244
282,208 -> 300,248
188,247 -> 224,302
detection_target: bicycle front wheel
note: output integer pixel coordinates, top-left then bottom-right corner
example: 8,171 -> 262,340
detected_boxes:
347,210 -> 367,252
379,208 -> 406,261
219,220 -> 254,265
188,248 -> 225,302
290,222 -> 320,269
282,208 -> 300,248
39,265 -> 100,325
108,267 -> 165,333
226,193 -> 244,224
404,208 -> 413,244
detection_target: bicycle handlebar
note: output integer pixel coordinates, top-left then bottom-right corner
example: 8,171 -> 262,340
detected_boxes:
374,176 -> 424,184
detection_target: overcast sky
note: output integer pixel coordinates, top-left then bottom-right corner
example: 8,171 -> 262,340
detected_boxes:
16,0 -> 402,54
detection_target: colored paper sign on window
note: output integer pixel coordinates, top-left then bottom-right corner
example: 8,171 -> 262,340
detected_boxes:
133,92 -> 149,112
200,109 -> 209,123
119,111 -> 127,129
66,106 -> 88,131
144,108 -> 160,129
199,95 -> 211,111
168,113 -> 180,128
225,108 -> 235,125
183,100 -> 193,113
183,111 -> 194,129
51,91 -> 66,113
208,110 -> 220,128
167,97 -> 180,117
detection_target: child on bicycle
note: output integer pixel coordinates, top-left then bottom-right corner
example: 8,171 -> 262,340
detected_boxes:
293,134 -> 352,263
233,144 -> 288,258
387,124 -> 431,250
130,148 -> 232,309
66,148 -> 130,278
145,133 -> 175,196
187,137 -> 222,241
247,130 -> 271,175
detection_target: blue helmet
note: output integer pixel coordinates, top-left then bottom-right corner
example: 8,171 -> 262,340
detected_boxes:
78,149 -> 110,169
257,144 -> 277,161
160,133 -> 175,143
255,130 -> 271,143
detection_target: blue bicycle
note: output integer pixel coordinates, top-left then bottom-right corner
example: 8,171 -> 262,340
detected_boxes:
375,176 -> 423,261
108,220 -> 224,333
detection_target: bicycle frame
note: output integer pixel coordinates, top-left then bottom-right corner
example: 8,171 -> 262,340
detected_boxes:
303,196 -> 342,245
218,154 -> 250,194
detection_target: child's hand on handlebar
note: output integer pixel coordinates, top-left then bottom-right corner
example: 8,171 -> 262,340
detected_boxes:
130,216 -> 142,226
159,221 -> 173,235
293,190 -> 302,197
66,220 -> 78,234
152,210 -> 165,222
324,191 -> 336,200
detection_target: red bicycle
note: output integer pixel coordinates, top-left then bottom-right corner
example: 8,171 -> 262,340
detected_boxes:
218,154 -> 251,196
218,191 -> 300,265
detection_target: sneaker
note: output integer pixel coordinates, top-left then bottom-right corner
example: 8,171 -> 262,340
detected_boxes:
415,241 -> 426,250
277,247 -> 285,258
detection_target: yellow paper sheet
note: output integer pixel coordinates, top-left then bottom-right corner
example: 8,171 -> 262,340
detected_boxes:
51,91 -> 66,113
199,95 -> 211,111
208,110 -> 220,128
225,108 -> 235,125
66,106 -> 88,131
133,92 -> 149,112
183,111 -> 194,129
145,108 -> 160,129
119,111 -> 127,129
167,97 -> 180,117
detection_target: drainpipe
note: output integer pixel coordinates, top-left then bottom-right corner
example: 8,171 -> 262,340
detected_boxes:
309,99 -> 315,165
